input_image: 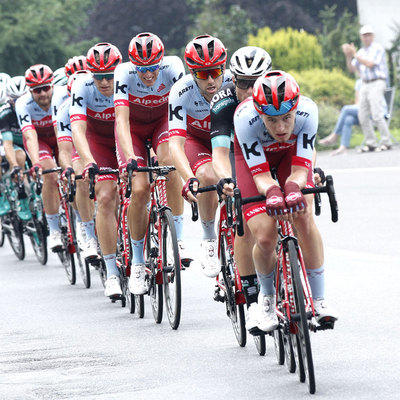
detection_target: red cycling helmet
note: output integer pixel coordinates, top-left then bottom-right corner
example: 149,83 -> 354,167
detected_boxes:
86,42 -> 122,73
184,34 -> 227,69
253,70 -> 300,116
67,70 -> 92,96
128,32 -> 164,66
64,55 -> 88,77
25,64 -> 54,87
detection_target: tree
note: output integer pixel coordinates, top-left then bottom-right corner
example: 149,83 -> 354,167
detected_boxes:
317,5 -> 360,72
0,0 -> 97,75
248,27 -> 324,71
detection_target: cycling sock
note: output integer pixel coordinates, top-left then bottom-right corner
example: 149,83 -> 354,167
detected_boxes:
46,213 -> 60,233
173,214 -> 184,241
257,270 -> 275,296
306,266 -> 325,299
104,253 -> 120,278
201,218 -> 217,240
241,274 -> 259,308
82,220 -> 96,240
131,237 -> 145,264
74,209 -> 82,222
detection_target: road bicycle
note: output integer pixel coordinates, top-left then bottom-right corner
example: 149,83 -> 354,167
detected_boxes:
234,174 -> 338,394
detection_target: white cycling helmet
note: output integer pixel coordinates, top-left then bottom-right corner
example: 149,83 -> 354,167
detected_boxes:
0,72 -> 11,85
6,76 -> 28,99
229,46 -> 272,77
0,81 -> 8,104
53,67 -> 68,86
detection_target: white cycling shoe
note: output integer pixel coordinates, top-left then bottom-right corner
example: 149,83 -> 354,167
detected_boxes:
81,237 -> 98,260
129,263 -> 147,295
200,239 -> 221,278
48,230 -> 63,252
104,275 -> 122,297
313,298 -> 338,324
257,293 -> 279,332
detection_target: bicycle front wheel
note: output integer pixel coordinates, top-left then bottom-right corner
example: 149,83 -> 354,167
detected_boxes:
28,215 -> 48,265
288,239 -> 315,394
0,217 -> 5,247
6,213 -> 25,260
161,209 -> 181,329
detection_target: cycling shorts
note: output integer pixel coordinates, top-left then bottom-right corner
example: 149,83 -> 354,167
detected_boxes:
184,135 -> 212,176
23,134 -> 58,162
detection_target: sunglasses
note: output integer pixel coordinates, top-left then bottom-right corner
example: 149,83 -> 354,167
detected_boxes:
257,98 -> 297,116
193,67 -> 224,80
136,64 -> 160,73
235,78 -> 257,90
31,85 -> 52,94
93,73 -> 114,81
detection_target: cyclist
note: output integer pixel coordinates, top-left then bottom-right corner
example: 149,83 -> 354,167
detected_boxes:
233,70 -> 337,328
65,55 -> 88,77
210,46 -> 276,333
53,67 -> 68,86
70,42 -> 123,298
168,34 -> 232,278
15,64 -> 68,250
114,32 -> 186,294
0,76 -> 30,219
56,70 -> 97,260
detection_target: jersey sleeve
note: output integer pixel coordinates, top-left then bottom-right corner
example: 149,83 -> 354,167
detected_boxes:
70,79 -> 88,122
114,63 -> 130,107
210,97 -> 236,149
234,102 -> 268,176
168,56 -> 185,86
15,96 -> 35,133
293,99 -> 318,168
56,101 -> 72,142
168,81 -> 187,138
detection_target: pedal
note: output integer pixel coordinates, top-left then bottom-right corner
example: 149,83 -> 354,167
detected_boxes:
248,326 -> 265,336
181,258 -> 192,269
51,246 -> 63,253
213,288 -> 225,303
309,319 -> 335,332
109,293 -> 123,301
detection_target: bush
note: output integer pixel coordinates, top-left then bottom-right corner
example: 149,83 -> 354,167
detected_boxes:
315,102 -> 339,146
289,68 -> 355,107
248,26 -> 324,71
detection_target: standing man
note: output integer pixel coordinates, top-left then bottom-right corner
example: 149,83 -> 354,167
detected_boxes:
343,25 -> 392,152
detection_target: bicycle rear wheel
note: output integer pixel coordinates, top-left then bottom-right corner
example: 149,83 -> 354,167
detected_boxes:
161,209 -> 181,329
254,333 -> 266,356
28,216 -> 48,265
5,212 -> 25,260
132,294 -> 144,318
58,207 -> 76,285
288,239 -> 315,394
220,232 -> 246,347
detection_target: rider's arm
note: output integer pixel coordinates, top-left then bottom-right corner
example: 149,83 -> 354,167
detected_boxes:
57,141 -> 73,170
23,128 -> 40,165
212,146 -> 232,179
115,105 -> 136,161
3,139 -> 18,168
169,135 -> 193,182
71,119 -> 95,166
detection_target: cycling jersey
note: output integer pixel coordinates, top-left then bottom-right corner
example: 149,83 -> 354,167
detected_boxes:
210,82 -> 238,150
234,95 -> 317,221
56,99 -> 79,163
114,56 -> 184,164
168,71 -> 233,141
69,76 -> 118,180
0,101 -> 24,147
114,56 -> 184,124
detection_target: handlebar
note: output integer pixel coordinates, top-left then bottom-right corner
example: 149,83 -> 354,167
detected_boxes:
190,184 -> 216,222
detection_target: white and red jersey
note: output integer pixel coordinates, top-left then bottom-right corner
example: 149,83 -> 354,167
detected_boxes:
15,85 -> 68,139
234,95 -> 318,176
168,71 -> 232,141
69,76 -> 115,137
55,98 -> 72,143
114,56 -> 184,123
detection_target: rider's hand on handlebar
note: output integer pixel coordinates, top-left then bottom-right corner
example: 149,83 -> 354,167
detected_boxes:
216,177 -> 235,198
265,185 -> 286,219
119,158 -> 138,183
182,177 -> 199,203
61,167 -> 75,184
30,163 -> 42,179
10,165 -> 22,181
82,162 -> 100,181
284,181 -> 307,220
313,167 -> 326,187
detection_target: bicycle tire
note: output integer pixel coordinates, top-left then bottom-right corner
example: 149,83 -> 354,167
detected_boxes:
161,209 -> 181,330
0,218 -> 5,247
6,213 -> 25,260
28,216 -> 48,265
254,333 -> 266,356
220,232 -> 246,347
146,216 -> 163,323
273,328 -> 285,365
288,239 -> 316,394
284,331 -> 296,373
58,207 -> 76,285
133,294 -> 144,318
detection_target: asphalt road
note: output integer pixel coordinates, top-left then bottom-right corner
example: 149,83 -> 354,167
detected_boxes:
1,147 -> 399,400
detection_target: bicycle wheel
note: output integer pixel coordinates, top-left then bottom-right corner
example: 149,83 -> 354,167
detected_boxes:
28,216 -> 48,265
58,207 -> 76,285
5,212 -> 25,260
253,333 -> 266,356
161,209 -> 181,329
288,239 -> 315,394
220,232 -> 246,347
0,217 -> 5,247
132,294 -> 144,318
146,215 -> 163,323
273,328 -> 285,365
284,331 -> 296,373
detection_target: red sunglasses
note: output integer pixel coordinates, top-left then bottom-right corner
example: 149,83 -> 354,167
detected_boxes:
31,85 -> 52,94
193,66 -> 224,80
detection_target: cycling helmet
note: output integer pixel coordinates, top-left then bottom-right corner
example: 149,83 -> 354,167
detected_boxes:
253,70 -> 300,116
53,67 -> 68,86
64,55 -> 88,77
67,70 -> 92,96
0,81 -> 7,104
128,33 -> 164,66
0,72 -> 11,86
184,34 -> 227,69
25,64 -> 54,87
230,46 -> 272,77
86,43 -> 122,72
6,76 -> 28,99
